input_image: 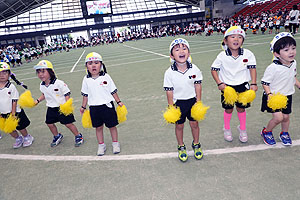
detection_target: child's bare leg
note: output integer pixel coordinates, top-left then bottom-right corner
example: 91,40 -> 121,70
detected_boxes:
10,130 -> 19,138
18,129 -> 28,137
109,126 -> 118,142
189,121 -> 199,144
281,114 -> 290,132
175,123 -> 184,146
96,125 -> 104,144
65,123 -> 80,136
266,112 -> 283,132
47,123 -> 59,136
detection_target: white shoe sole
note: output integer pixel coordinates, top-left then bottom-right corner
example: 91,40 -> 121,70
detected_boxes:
23,137 -> 34,147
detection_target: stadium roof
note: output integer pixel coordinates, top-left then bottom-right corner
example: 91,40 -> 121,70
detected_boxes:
0,0 -> 54,22
167,0 -> 199,7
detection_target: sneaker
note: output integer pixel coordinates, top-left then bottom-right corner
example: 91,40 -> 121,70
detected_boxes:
23,134 -> 34,147
0,133 -> 2,139
191,142 -> 203,160
97,143 -> 106,156
237,125 -> 248,143
112,142 -> 121,154
223,128 -> 233,142
75,133 -> 84,147
177,144 -> 188,162
261,128 -> 276,146
51,133 -> 63,147
279,132 -> 292,146
13,135 -> 24,149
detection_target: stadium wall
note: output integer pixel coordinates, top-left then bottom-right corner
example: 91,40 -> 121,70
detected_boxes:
213,0 -> 245,18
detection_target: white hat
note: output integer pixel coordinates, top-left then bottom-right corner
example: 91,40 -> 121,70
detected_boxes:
224,26 -> 245,38
85,52 -> 103,63
169,38 -> 190,53
270,32 -> 294,52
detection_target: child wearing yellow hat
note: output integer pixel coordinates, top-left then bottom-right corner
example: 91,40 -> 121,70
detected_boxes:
211,26 -> 258,143
261,32 -> 300,146
0,62 -> 33,148
34,60 -> 84,147
80,52 -> 125,156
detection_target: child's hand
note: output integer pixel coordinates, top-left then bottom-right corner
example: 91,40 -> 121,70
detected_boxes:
218,83 -> 226,91
80,107 -> 85,115
117,102 -> 124,107
250,84 -> 258,91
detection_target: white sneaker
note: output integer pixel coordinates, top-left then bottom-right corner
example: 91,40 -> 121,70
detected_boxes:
97,143 -> 106,156
237,125 -> 248,143
223,128 -> 233,142
0,133 -> 2,139
23,134 -> 34,147
112,142 -> 121,154
13,135 -> 24,149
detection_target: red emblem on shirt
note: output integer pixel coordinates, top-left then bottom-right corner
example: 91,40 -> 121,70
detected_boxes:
243,59 -> 248,62
103,81 -> 107,84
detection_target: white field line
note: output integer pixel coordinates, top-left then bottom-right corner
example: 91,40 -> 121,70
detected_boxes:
70,50 -> 86,72
123,44 -> 169,58
0,140 -> 299,162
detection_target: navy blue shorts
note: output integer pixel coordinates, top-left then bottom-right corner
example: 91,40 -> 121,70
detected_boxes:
175,97 -> 196,124
45,107 -> 75,125
261,93 -> 292,114
1,109 -> 30,130
89,102 -> 118,128
221,82 -> 251,109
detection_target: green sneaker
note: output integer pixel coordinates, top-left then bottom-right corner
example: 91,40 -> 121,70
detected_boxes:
192,142 -> 203,160
177,144 -> 188,162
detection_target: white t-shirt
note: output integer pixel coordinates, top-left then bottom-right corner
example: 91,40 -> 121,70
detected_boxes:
81,73 -> 117,106
0,81 -> 21,114
163,62 -> 202,102
261,59 -> 297,96
211,48 -> 256,86
289,10 -> 300,24
40,78 -> 70,108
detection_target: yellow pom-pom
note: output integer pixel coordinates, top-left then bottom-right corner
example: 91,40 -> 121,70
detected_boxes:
3,114 -> 19,134
191,101 -> 210,121
18,90 -> 35,108
116,105 -> 128,123
59,98 -> 74,116
0,117 -> 6,132
237,90 -> 256,106
267,93 -> 288,111
82,110 -> 92,128
223,86 -> 238,106
163,105 -> 181,124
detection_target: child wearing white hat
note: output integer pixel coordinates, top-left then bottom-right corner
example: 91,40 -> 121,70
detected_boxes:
80,52 -> 125,156
163,38 -> 204,162
211,26 -> 258,143
261,32 -> 300,146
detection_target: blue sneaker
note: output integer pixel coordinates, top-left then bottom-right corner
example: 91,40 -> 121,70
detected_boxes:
75,133 -> 84,147
51,133 -> 63,147
261,128 -> 276,146
279,132 -> 292,146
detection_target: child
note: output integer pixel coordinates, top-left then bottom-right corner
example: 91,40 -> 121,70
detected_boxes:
80,52 -> 124,156
261,32 -> 300,146
163,38 -> 203,162
0,62 -> 33,148
211,26 -> 258,143
34,60 -> 84,147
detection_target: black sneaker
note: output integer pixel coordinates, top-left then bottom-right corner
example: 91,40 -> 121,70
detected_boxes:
75,133 -> 84,147
51,133 -> 63,147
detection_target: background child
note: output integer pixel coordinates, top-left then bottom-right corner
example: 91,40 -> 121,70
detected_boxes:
261,32 -> 300,146
211,26 -> 257,143
34,60 -> 84,147
80,52 -> 124,156
0,62 -> 33,148
163,38 -> 203,162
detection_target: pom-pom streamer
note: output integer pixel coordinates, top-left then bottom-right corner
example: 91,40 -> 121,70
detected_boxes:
59,98 -> 74,116
191,101 -> 210,121
163,105 -> 181,124
237,90 -> 256,106
223,86 -> 238,106
18,90 -> 35,108
267,93 -> 288,111
0,117 -> 6,132
82,110 -> 92,128
116,105 -> 128,123
3,114 -> 19,134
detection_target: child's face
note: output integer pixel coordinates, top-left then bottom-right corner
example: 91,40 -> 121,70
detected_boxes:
86,60 -> 101,77
274,45 -> 296,65
170,43 -> 190,64
0,70 -> 9,83
224,34 -> 244,51
36,69 -> 50,82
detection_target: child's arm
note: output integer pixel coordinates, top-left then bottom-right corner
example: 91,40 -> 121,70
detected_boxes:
80,96 -> 88,115
112,92 -> 124,107
195,83 -> 202,101
11,101 -> 17,116
211,70 -> 226,90
295,77 -> 300,90
262,84 -> 272,100
166,91 -> 174,105
249,68 -> 258,91
35,93 -> 45,105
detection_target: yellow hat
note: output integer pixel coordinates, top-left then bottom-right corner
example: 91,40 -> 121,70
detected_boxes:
0,62 -> 10,72
34,60 -> 54,70
85,52 -> 103,63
